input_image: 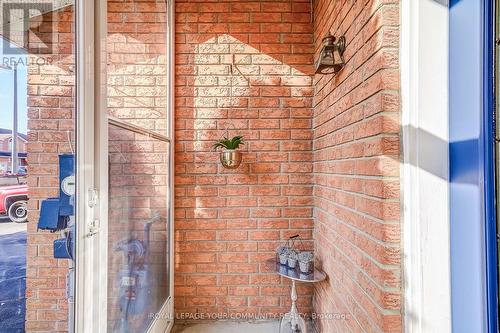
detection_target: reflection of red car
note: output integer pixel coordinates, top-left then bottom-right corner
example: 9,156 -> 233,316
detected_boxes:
0,182 -> 28,223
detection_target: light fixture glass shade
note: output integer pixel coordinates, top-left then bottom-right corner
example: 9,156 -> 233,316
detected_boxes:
315,34 -> 346,75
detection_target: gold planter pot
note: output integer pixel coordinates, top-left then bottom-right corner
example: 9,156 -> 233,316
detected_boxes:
220,150 -> 242,169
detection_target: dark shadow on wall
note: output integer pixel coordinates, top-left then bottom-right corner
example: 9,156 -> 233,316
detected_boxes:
434,0 -> 449,7
404,125 -> 478,185
403,125 -> 449,181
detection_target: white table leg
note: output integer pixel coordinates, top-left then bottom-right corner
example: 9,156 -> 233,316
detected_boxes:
279,280 -> 307,333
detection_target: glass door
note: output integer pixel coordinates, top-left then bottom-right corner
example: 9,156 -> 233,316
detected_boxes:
104,0 -> 174,331
75,0 -> 174,332
107,118 -> 172,332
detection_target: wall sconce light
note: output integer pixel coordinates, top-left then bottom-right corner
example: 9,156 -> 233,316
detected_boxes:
314,33 -> 346,75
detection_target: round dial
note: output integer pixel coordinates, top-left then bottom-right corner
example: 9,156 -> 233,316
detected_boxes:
61,175 -> 75,196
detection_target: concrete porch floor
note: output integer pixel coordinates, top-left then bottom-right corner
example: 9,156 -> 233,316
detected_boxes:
172,320 -> 317,333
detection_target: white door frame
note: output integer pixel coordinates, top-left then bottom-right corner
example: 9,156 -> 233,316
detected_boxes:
400,0 -> 451,332
74,0 -> 175,332
75,0 -> 106,332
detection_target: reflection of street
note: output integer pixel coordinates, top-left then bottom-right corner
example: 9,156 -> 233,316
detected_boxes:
0,217 -> 26,235
0,218 -> 26,332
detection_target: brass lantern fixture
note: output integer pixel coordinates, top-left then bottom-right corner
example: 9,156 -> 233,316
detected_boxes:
314,33 -> 346,75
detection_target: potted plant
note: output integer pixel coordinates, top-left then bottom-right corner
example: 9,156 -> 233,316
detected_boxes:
212,135 -> 244,169
277,245 -> 292,265
276,235 -> 298,266
298,251 -> 314,274
287,250 -> 298,268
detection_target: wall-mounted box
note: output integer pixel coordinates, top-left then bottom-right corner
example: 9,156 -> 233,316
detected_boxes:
38,198 -> 67,231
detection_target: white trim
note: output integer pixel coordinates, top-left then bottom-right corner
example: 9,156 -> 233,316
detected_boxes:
401,0 -> 451,332
95,0 -> 109,330
75,0 -> 103,332
168,0 -> 175,325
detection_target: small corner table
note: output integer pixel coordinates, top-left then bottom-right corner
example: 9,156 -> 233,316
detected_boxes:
266,258 -> 327,333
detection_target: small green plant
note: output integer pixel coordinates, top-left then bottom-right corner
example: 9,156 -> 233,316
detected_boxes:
212,135 -> 244,151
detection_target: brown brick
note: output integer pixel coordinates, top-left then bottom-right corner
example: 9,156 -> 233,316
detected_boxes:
26,1 -> 401,331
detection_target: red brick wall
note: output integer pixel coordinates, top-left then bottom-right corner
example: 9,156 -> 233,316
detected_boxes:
24,0 -> 403,331
25,6 -> 75,332
174,0 -> 315,317
107,0 -> 168,130
312,0 -> 401,332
